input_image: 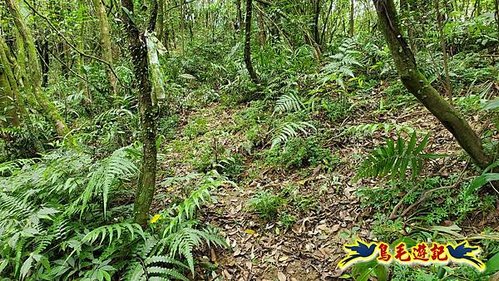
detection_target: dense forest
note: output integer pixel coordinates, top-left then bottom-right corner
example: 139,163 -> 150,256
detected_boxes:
1,0 -> 499,280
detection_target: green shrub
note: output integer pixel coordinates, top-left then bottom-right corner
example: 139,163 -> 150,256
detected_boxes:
265,137 -> 333,169
184,117 -> 208,139
248,190 -> 286,220
321,97 -> 353,122
233,100 -> 270,147
279,213 -> 297,229
215,153 -> 245,181
158,114 -> 180,140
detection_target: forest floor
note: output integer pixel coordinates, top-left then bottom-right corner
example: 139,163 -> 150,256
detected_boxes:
152,89 -> 499,281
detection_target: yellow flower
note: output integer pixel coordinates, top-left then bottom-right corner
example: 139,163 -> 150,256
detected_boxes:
150,214 -> 161,224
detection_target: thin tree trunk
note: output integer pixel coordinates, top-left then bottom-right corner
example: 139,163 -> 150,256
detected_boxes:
5,0 -> 71,138
321,0 -> 334,44
312,0 -> 321,44
256,2 -> 266,45
373,0 -> 491,169
349,0 -> 354,36
244,0 -> 259,84
92,0 -> 118,97
156,0 -> 165,42
120,0 -> 159,227
435,0 -> 452,97
235,0 -> 242,31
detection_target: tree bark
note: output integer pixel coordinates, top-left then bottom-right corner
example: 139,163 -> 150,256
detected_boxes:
349,0 -> 354,36
256,2 -> 266,45
373,0 -> 492,169
92,0 -> 118,97
120,0 -> 159,227
156,0 -> 165,42
235,0 -> 243,31
244,0 -> 259,84
312,0 -> 321,44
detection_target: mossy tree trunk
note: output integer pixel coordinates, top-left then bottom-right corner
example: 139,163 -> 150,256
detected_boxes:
0,36 -> 21,127
92,0 -> 118,97
373,0 -> 492,169
120,0 -> 159,227
244,0 -> 259,84
5,0 -> 71,138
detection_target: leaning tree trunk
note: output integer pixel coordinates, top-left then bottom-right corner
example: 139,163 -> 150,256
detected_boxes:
120,0 -> 159,227
373,0 -> 492,169
92,0 -> 118,97
244,0 -> 259,84
5,0 -> 71,138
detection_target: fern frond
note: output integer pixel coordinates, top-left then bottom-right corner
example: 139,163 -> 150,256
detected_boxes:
271,121 -> 316,148
163,172 -> 225,235
356,133 -> 441,181
82,223 -> 144,245
147,267 -> 189,281
274,93 -> 304,113
77,146 -> 138,217
341,122 -> 418,138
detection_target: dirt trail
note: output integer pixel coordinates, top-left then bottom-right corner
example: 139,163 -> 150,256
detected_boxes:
154,93 -> 492,280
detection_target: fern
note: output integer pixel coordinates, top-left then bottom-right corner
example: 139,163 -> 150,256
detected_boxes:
274,93 -> 305,113
76,146 -> 138,217
271,121 -> 317,147
341,122 -> 419,138
82,223 -> 145,245
123,172 -> 228,280
356,133 -> 442,181
320,39 -> 363,88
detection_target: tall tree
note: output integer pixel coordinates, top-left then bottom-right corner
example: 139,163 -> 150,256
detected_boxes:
312,0 -> 321,44
349,0 -> 354,36
244,0 -> 259,83
92,0 -> 118,96
120,0 -> 159,226
373,0 -> 492,169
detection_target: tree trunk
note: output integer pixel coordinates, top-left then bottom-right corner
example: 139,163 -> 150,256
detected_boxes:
256,2 -> 266,45
0,37 -> 20,127
373,0 -> 492,169
435,0 -> 452,97
321,0 -> 334,44
5,0 -> 71,138
235,0 -> 243,31
349,0 -> 354,36
120,0 -> 159,227
244,0 -> 259,84
92,0 -> 118,97
312,0 -> 321,44
156,0 -> 165,42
